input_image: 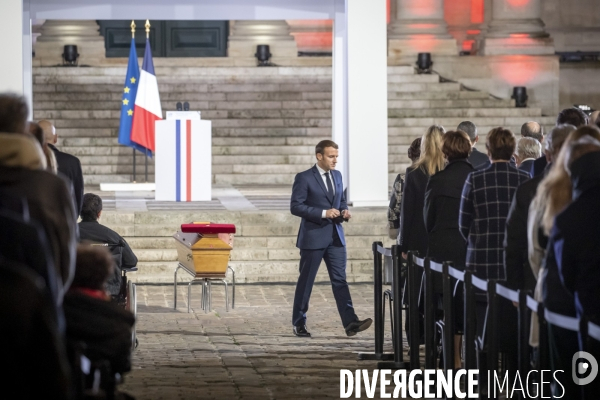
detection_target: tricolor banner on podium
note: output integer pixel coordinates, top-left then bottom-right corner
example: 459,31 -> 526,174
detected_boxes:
155,119 -> 212,201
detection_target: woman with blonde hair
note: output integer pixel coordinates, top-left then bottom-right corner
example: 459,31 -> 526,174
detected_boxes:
399,125 -> 445,258
528,125 -> 600,398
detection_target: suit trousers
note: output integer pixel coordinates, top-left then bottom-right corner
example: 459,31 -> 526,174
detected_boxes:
292,227 -> 357,328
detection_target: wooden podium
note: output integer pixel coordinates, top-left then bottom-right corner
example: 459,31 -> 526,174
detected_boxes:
154,116 -> 211,201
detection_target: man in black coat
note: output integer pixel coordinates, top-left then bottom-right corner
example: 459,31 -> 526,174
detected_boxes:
503,124 -> 574,292
458,121 -> 490,170
39,120 -> 84,216
78,193 -> 138,297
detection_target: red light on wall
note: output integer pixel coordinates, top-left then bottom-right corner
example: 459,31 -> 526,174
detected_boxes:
408,0 -> 438,17
471,0 -> 484,24
494,55 -> 538,87
462,40 -> 475,51
510,33 -> 530,38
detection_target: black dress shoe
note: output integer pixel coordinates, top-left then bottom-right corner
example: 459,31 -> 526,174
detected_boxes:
293,325 -> 311,337
345,318 -> 373,337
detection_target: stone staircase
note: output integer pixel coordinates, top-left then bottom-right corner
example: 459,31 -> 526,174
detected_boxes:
33,65 -> 556,188
32,65 -> 556,283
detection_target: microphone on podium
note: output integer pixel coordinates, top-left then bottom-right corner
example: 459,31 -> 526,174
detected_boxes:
183,102 -> 189,111
176,102 -> 183,111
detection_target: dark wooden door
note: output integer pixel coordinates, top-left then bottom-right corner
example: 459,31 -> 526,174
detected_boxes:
98,20 -> 228,57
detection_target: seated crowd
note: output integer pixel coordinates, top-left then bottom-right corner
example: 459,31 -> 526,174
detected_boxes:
388,106 -> 600,398
0,93 -> 137,399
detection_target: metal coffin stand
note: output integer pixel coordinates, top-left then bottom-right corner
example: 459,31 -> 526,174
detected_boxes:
172,222 -> 236,313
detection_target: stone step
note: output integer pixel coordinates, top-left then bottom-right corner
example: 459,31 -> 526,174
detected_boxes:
388,107 -> 542,118
33,65 -> 414,77
388,91 -> 490,100
61,145 -> 316,157
130,260 -> 373,283
34,83 -> 334,94
84,174 -> 150,185
33,75 -> 333,85
388,98 -> 514,109
132,246 -> 373,262
48,118 -> 333,129
33,91 -> 333,102
81,164 -> 156,175
388,82 -> 461,92
56,127 -> 331,138
215,174 -> 296,185
387,116 -> 554,128
34,100 -> 334,112
124,234 -> 390,250
62,136 -> 322,147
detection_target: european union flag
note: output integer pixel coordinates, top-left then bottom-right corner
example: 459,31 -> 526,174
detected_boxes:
117,38 -> 148,153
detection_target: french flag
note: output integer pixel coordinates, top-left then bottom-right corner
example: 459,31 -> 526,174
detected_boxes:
131,39 -> 162,153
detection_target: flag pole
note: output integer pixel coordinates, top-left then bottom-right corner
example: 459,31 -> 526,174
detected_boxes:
144,19 -> 150,183
131,20 -> 137,183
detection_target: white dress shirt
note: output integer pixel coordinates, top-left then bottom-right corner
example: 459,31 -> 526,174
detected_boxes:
315,164 -> 335,218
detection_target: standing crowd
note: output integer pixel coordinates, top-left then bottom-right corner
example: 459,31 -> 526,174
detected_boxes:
388,107 -> 600,398
0,93 -> 138,399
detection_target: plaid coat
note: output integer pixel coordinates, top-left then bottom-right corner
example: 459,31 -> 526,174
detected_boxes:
459,162 -> 530,280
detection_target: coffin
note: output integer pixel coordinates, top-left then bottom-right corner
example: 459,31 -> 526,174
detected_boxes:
173,222 -> 236,277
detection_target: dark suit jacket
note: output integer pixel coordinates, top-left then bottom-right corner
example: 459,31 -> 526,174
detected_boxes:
518,159 -> 535,177
459,162 -> 530,279
503,174 -> 543,291
553,152 -> 600,323
399,166 -> 430,256
0,166 -> 77,292
0,257 -> 72,399
49,144 -> 84,216
64,291 -> 135,373
423,159 -> 473,269
79,219 -> 138,296
468,147 -> 490,170
530,156 -> 547,178
290,165 -> 347,249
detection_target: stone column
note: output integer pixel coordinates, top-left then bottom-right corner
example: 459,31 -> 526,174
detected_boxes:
34,20 -> 105,66
228,20 -> 298,62
388,0 -> 458,57
480,0 -> 554,55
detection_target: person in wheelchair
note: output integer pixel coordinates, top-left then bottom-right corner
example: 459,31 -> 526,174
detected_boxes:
79,193 -> 138,300
63,245 -> 135,376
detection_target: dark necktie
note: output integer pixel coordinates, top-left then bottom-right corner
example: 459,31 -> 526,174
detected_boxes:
325,172 -> 334,200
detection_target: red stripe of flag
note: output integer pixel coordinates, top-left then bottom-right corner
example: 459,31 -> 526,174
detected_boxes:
186,120 -> 192,202
130,106 -> 162,152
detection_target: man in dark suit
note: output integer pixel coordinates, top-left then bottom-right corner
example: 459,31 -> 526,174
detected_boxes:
458,121 -> 490,170
290,140 -> 371,337
503,124 -> 574,293
39,120 -> 84,216
514,137 -> 541,177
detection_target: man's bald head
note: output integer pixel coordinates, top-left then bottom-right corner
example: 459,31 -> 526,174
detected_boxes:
38,120 -> 57,144
521,121 -> 543,142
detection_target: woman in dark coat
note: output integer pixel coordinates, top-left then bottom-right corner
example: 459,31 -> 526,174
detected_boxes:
424,130 -> 474,268
423,130 -> 474,369
399,125 -> 446,258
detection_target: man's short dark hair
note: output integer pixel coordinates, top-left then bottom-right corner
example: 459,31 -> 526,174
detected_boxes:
442,130 -> 472,161
315,140 -> 338,155
556,108 -> 588,127
486,127 -> 516,161
520,121 -> 544,142
457,121 -> 477,143
0,93 -> 28,134
81,193 -> 103,221
72,245 -> 114,290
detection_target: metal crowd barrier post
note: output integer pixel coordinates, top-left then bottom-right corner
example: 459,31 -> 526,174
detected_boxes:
518,290 -> 532,400
486,279 -> 499,400
408,251 -> 421,370
424,257 -> 436,369
463,267 -> 477,370
377,245 -> 410,370
358,241 -> 394,361
442,262 -> 456,374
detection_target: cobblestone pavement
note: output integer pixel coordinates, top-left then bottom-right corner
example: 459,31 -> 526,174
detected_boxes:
120,283 -> 401,400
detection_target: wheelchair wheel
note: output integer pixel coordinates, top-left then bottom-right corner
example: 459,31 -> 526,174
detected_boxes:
126,280 -> 137,351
